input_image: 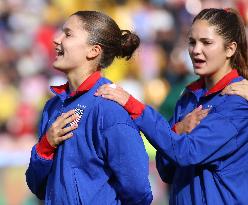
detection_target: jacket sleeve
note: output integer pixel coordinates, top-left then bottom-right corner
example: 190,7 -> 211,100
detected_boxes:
124,95 -> 181,184
156,151 -> 176,184
133,96 -> 248,167
25,146 -> 53,199
102,123 -> 153,205
25,101 -> 55,199
154,100 -> 182,184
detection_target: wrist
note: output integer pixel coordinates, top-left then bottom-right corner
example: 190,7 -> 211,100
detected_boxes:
36,133 -> 57,160
46,135 -> 57,148
124,95 -> 145,119
174,122 -> 183,135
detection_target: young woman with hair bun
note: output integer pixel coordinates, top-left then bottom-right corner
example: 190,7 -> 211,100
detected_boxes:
26,10 -> 152,205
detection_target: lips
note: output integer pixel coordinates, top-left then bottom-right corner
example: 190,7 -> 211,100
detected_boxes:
193,58 -> 206,68
55,47 -> 64,57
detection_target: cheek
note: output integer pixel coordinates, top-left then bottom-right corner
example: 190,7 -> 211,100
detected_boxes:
66,44 -> 85,59
188,48 -> 193,58
206,52 -> 216,61
208,48 -> 225,61
67,53 -> 85,65
207,45 -> 225,57
206,53 -> 226,71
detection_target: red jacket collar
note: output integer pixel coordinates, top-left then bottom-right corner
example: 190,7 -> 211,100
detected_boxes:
187,69 -> 239,96
51,71 -> 101,96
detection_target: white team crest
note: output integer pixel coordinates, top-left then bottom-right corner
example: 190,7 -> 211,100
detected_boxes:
70,104 -> 86,126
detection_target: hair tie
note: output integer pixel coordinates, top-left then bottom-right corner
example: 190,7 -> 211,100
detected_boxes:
224,8 -> 230,13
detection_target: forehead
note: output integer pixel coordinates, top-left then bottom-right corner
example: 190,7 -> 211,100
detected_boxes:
189,19 -> 219,39
63,15 -> 84,31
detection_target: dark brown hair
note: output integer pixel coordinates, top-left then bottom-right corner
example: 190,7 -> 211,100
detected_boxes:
193,8 -> 248,79
72,11 -> 140,68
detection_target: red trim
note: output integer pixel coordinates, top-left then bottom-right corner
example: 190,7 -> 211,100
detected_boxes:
205,69 -> 239,95
51,82 -> 69,94
172,124 -> 178,133
124,95 -> 145,120
50,71 -> 101,96
36,134 -> 56,160
187,78 -> 204,92
70,71 -> 101,96
187,69 -> 239,96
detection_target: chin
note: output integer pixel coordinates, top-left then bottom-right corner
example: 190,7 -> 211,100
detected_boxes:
52,63 -> 66,72
194,68 -> 206,77
193,70 -> 201,76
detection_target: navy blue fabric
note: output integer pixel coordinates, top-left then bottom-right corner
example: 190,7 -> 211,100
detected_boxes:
134,76 -> 248,205
26,77 -> 152,205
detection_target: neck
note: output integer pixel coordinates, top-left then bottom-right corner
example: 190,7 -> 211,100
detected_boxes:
66,67 -> 96,93
204,66 -> 232,90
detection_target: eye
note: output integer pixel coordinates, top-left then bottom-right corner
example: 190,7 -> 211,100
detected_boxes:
188,39 -> 196,46
65,32 -> 71,38
202,40 -> 212,45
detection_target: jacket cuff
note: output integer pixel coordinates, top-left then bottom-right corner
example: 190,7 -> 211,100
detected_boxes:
36,134 -> 56,160
124,95 -> 145,119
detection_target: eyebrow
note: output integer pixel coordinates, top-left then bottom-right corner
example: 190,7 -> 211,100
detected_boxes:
188,37 -> 213,41
62,27 -> 71,33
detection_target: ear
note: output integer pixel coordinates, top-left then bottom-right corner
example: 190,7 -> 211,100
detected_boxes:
226,42 -> 237,58
87,45 -> 102,59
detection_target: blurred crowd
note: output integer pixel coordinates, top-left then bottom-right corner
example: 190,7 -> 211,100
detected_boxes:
0,0 -> 247,204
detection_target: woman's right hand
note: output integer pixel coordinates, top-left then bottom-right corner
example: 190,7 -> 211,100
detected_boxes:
175,105 -> 210,135
95,83 -> 130,106
46,110 -> 78,147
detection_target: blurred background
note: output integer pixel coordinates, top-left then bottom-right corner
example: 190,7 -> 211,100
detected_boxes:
0,0 -> 247,204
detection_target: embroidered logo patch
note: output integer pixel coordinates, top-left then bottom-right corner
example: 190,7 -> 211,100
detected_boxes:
70,104 -> 86,126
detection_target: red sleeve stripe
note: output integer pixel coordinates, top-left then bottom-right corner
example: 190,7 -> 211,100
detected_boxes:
36,134 -> 56,160
172,124 -> 178,133
124,95 -> 145,120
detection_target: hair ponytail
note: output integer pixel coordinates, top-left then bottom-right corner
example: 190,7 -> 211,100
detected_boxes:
229,9 -> 248,79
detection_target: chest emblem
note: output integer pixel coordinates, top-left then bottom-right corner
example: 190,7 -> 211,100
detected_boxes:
206,104 -> 213,109
70,104 -> 86,126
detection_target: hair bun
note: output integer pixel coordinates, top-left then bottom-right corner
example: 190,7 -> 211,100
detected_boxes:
119,30 -> 140,60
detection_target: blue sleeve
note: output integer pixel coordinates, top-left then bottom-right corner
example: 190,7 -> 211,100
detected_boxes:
156,151 -> 175,184
153,97 -> 184,184
25,147 -> 53,199
25,100 -> 53,199
102,123 -> 153,205
134,96 -> 248,167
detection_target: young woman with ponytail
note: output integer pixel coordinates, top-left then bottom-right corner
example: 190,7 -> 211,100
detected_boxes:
96,8 -> 248,205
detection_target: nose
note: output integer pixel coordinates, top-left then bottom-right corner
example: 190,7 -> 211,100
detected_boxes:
191,42 -> 202,55
53,31 -> 63,45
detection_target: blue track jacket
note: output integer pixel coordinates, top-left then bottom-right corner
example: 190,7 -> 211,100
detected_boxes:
26,72 -> 152,205
126,70 -> 248,205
